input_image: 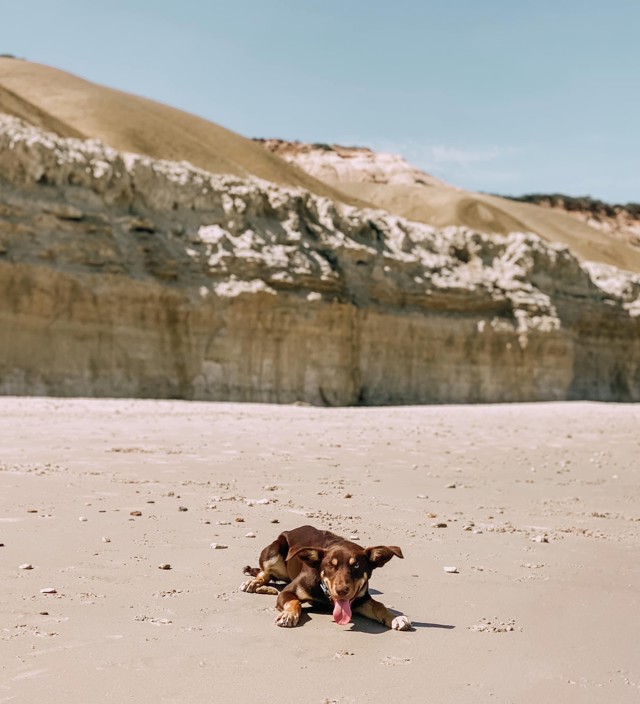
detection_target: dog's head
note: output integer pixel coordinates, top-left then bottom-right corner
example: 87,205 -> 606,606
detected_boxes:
288,542 -> 403,624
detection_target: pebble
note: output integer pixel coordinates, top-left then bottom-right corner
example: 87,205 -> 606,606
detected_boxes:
343,493 -> 353,499
158,564 -> 172,570
27,509 -> 38,513
79,516 -> 88,522
210,543 -> 228,550
235,517 -> 245,523
349,534 -> 360,540
445,483 -> 457,489
416,494 -> 428,499
263,485 -> 278,491
270,519 -> 280,524
533,535 -> 549,543
130,511 -> 142,517
443,566 -> 459,573
102,537 -> 111,543
178,506 -> 188,512
432,522 -> 448,528
216,520 -> 231,525
40,588 -> 57,594
245,532 -> 256,538
19,563 -> 34,570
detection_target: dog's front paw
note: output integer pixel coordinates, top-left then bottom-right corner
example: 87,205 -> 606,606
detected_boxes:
391,615 -> 412,631
275,611 -> 299,628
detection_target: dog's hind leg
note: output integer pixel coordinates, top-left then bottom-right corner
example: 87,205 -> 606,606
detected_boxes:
240,535 -> 289,595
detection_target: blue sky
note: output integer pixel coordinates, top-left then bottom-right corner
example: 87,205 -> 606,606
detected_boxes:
3,0 -> 639,202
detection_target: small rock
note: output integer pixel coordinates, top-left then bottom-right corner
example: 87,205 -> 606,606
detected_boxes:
263,485 -> 278,491
130,511 -> 142,517
216,520 -> 231,525
343,493 -> 353,499
19,563 -> 34,570
443,566 -> 459,573
245,532 -> 256,538
533,535 -> 549,543
235,517 -> 245,523
158,563 -> 172,570
40,588 -> 57,594
178,506 -> 188,512
416,494 -> 428,499
432,522 -> 448,528
445,483 -> 457,489
210,543 -> 228,550
270,519 -> 280,524
39,611 -> 49,616
27,509 -> 38,513
102,537 -> 111,543
349,534 -> 360,541
79,516 -> 88,522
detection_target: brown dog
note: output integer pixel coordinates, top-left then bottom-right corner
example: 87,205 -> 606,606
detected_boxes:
240,525 -> 412,630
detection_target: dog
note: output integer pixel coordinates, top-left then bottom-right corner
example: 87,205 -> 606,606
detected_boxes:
240,524 -> 412,630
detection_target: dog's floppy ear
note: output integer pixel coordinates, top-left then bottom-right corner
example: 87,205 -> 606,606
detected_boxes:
287,546 -> 326,567
365,545 -> 403,569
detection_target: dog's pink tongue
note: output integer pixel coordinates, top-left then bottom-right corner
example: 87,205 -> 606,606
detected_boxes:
333,599 -> 352,625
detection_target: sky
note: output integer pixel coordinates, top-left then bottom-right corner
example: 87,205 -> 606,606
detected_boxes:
2,0 -> 639,202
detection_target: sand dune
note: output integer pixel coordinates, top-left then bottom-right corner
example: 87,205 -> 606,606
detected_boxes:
0,58 -> 366,208
322,182 -> 640,273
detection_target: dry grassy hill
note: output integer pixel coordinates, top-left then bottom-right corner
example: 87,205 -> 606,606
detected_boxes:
0,57 -> 365,207
258,141 -> 640,274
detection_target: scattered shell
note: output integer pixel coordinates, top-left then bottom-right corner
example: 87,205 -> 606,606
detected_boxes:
245,532 -> 256,538
130,511 -> 142,517
158,563 -> 172,570
40,588 -> 57,594
19,563 -> 34,570
210,543 -> 228,550
443,566 -> 459,573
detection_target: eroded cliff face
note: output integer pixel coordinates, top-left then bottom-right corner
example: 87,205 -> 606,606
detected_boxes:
1,115 -> 639,404
254,139 -> 452,189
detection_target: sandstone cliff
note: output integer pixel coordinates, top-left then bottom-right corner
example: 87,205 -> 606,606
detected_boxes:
1,115 -> 639,404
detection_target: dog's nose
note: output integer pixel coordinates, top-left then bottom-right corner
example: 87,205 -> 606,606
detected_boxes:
335,586 -> 349,598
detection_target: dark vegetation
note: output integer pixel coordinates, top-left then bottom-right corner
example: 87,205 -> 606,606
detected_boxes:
503,193 -> 640,218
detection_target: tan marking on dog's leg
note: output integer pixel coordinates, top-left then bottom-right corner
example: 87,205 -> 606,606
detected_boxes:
354,598 -> 412,630
240,569 -> 272,593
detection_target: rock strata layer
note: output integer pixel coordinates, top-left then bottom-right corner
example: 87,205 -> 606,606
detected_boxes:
1,115 -> 639,404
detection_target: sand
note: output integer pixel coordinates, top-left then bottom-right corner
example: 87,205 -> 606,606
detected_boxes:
1,397 -> 639,703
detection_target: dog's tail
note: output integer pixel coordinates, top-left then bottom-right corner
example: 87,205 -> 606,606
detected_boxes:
243,565 -> 260,577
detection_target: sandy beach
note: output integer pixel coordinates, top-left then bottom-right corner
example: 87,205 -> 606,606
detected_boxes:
1,397 -> 639,703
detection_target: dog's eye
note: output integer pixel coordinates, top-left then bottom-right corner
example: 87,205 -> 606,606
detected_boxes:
352,563 -> 359,570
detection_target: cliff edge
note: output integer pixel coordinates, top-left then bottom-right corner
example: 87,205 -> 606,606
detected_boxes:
1,115 -> 639,404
